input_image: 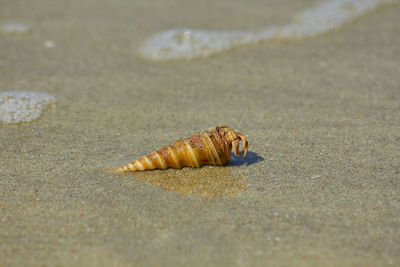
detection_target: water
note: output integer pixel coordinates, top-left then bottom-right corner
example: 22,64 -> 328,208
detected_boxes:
0,22 -> 30,35
0,91 -> 56,124
139,0 -> 396,61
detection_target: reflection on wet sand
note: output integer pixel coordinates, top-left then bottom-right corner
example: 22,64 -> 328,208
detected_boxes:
130,167 -> 247,198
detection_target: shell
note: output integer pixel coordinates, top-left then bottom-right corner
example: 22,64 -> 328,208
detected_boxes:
118,126 -> 248,172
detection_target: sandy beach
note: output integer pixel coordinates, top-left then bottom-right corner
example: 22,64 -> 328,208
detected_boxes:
1,0 -> 400,266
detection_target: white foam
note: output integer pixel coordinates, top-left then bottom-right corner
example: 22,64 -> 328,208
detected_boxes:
44,40 -> 55,48
0,91 -> 57,123
0,22 -> 30,35
139,0 -> 396,61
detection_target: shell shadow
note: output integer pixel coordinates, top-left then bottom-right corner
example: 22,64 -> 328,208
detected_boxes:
228,151 -> 265,167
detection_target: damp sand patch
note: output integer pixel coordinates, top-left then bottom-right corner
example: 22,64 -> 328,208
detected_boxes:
127,167 -> 247,198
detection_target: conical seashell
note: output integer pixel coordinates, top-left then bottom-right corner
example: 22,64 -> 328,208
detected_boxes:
118,126 -> 248,172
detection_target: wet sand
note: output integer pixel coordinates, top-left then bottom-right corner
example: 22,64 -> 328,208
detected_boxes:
1,0 -> 400,266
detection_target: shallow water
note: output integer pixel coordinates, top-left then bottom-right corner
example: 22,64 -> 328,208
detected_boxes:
139,0 -> 396,61
0,91 -> 56,123
0,22 -> 30,34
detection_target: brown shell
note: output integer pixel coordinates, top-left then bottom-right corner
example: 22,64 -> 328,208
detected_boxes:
118,126 -> 248,172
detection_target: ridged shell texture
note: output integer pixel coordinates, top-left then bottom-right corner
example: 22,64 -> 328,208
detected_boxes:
119,126 -> 248,172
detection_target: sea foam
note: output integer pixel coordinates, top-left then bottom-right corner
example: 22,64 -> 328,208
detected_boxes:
0,22 -> 30,35
139,0 -> 396,61
0,91 -> 56,124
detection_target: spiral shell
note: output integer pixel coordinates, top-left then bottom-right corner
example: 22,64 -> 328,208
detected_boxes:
118,126 -> 248,172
